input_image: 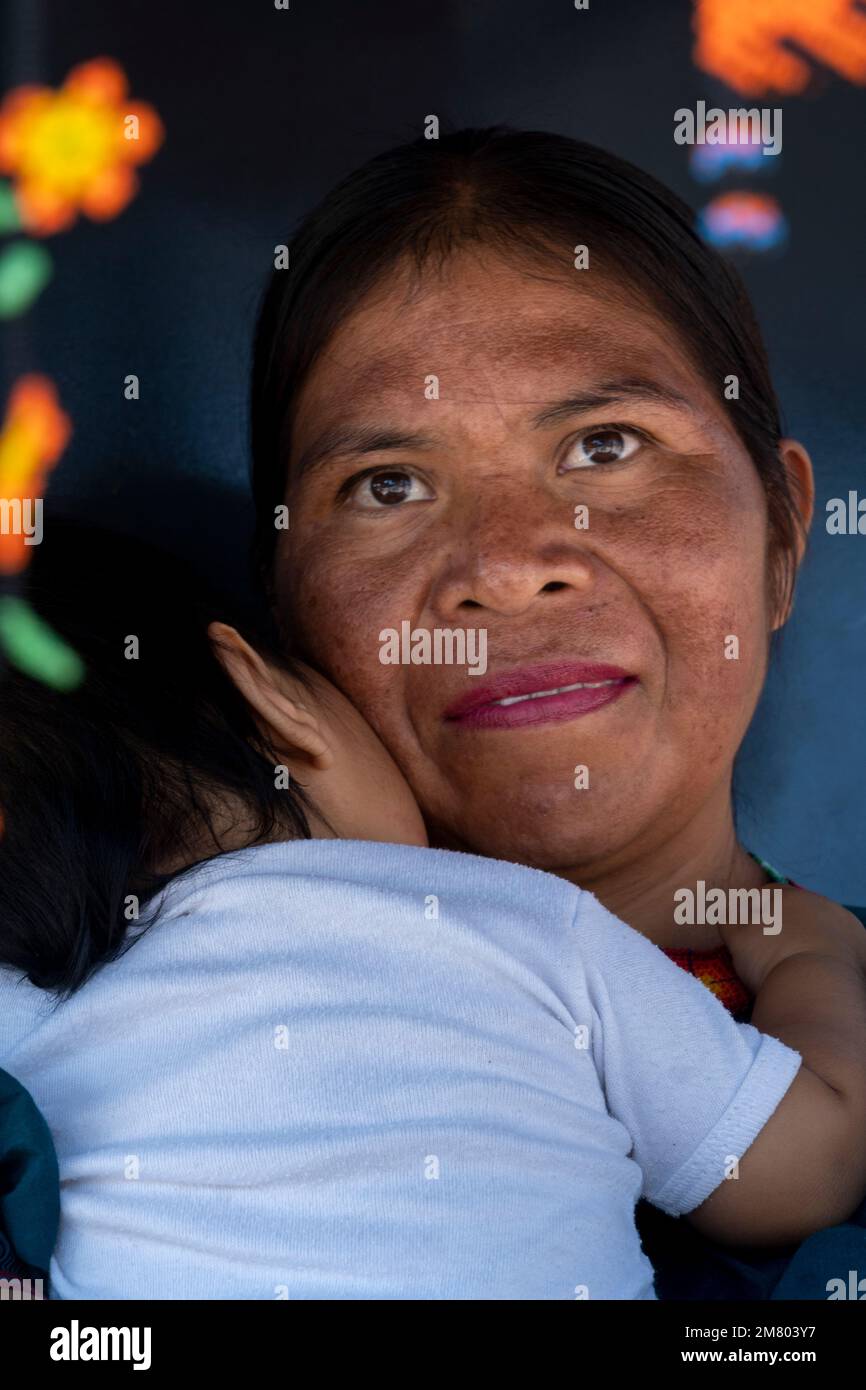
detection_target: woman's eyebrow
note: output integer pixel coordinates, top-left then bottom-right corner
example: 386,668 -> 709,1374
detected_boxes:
295,425 -> 438,479
295,379 -> 699,477
529,378 -> 696,428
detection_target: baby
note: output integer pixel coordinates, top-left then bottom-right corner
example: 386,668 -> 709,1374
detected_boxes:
0,522 -> 864,1300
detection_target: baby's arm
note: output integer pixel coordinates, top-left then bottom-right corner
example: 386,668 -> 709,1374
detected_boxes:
690,889 -> 866,1244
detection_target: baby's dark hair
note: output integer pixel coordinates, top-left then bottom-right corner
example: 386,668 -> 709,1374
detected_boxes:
0,519 -> 314,998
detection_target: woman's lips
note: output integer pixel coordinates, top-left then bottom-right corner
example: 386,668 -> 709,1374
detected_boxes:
442,662 -> 637,730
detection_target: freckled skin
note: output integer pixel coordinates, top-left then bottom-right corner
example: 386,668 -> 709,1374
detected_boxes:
273,251 -> 812,947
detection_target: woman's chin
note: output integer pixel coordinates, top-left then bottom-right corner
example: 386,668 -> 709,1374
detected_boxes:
428,783 -> 648,873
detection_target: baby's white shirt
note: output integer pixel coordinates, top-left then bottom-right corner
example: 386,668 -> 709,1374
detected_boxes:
0,839 -> 801,1300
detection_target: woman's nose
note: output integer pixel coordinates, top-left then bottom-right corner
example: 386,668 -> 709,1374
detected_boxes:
433,496 -> 596,618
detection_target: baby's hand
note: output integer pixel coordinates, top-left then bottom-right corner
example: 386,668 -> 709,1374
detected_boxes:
718,885 -> 866,996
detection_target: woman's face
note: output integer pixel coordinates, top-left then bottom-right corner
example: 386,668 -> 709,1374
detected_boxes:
273,250 -> 787,874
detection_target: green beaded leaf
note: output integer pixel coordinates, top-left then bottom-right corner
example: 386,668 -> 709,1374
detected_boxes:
0,181 -> 21,234
0,596 -> 84,690
0,241 -> 53,318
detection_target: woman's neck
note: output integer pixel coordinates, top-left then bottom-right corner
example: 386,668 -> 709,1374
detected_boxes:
554,791 -> 769,950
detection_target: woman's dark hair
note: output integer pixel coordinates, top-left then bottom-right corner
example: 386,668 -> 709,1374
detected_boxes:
0,519 -> 313,997
251,125 -> 806,614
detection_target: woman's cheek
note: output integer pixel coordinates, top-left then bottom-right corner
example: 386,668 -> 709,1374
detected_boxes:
613,485 -> 770,703
671,573 -> 768,749
284,532 -> 418,699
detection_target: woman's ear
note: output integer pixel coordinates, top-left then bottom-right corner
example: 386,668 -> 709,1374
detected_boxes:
779,438 -> 815,549
208,622 -> 334,770
771,439 -> 815,630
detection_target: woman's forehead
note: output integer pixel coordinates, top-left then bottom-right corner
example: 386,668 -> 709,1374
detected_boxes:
291,299 -> 724,471
295,256 -> 713,430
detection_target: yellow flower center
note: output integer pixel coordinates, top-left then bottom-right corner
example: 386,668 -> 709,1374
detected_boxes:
22,95 -> 118,195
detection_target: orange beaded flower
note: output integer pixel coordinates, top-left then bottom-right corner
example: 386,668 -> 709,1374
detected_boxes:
0,58 -> 163,235
694,0 -> 866,96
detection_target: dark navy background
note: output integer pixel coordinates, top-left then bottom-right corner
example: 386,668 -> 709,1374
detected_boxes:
2,0 -> 864,900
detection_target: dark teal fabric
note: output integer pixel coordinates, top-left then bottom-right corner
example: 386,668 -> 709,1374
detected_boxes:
771,1207 -> 866,1299
0,1067 -> 59,1280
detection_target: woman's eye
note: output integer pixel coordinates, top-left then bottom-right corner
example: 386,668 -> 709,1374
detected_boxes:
562,426 -> 644,469
347,469 -> 434,509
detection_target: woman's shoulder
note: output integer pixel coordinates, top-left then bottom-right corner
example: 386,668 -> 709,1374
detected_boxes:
775,884 -> 866,972
752,852 -> 866,949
